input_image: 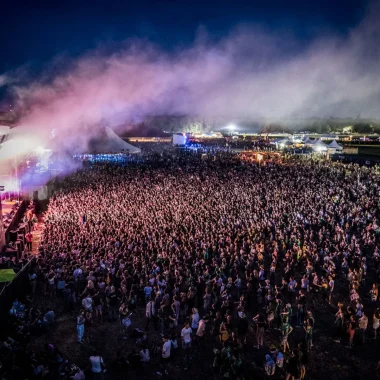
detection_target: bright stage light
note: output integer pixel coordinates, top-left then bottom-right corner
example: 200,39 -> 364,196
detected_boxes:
227,123 -> 236,131
0,176 -> 19,193
36,146 -> 45,154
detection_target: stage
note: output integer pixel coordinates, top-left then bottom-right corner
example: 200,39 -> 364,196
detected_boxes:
1,201 -> 17,246
1,200 -> 21,230
1,199 -> 27,251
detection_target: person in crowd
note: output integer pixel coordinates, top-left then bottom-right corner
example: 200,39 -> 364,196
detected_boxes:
373,308 -> 380,339
144,283 -> 153,302
93,291 -> 103,323
191,308 -> 200,334
304,317 -> 313,352
25,231 -> 33,252
145,297 -> 157,331
285,350 -> 299,380
237,311 -> 249,347
140,345 -> 150,364
6,148 -> 380,379
359,312 -> 368,343
76,311 -> 85,344
71,366 -> 86,380
43,309 -> 55,329
334,303 -> 345,343
276,349 -> 284,372
89,349 -> 106,380
219,321 -> 230,344
281,322 -> 293,353
196,316 -> 208,346
161,335 -> 171,376
84,309 -> 93,342
347,315 -> 356,349
264,354 -> 276,376
253,313 -> 265,349
107,286 -> 119,322
82,294 -> 93,313
181,321 -> 192,370
212,348 -> 222,380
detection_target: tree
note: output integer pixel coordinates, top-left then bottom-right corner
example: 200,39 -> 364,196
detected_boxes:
352,123 -> 374,134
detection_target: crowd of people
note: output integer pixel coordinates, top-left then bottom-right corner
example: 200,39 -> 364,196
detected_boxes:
2,147 -> 380,379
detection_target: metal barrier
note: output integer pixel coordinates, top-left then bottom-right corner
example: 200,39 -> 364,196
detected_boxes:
0,257 -> 36,327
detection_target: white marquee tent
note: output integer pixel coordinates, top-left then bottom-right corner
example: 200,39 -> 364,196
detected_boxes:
312,139 -> 328,152
304,137 -> 315,145
88,128 -> 141,154
328,140 -> 343,150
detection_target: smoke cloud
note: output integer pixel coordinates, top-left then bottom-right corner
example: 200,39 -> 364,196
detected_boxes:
0,75 -> 8,87
1,3 -> 380,162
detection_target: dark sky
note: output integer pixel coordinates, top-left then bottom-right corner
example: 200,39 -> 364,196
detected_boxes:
0,0 -> 369,74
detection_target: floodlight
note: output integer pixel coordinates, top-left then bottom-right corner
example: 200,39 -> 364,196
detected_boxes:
36,146 -> 45,154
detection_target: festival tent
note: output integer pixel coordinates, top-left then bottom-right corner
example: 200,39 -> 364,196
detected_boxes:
88,128 -> 141,154
328,140 -> 343,150
303,137 -> 316,145
312,139 -> 328,152
327,140 -> 343,155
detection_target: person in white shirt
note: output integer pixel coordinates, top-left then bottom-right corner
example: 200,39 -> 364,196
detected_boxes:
162,336 -> 171,361
89,349 -> 105,379
140,346 -> 150,363
145,298 -> 156,330
82,295 -> 93,312
71,367 -> 85,380
359,312 -> 368,343
181,321 -> 192,349
181,322 -> 192,370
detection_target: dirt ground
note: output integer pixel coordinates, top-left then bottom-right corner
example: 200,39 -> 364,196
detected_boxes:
27,288 -> 380,380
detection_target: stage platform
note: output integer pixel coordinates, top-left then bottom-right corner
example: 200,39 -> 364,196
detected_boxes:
1,200 -> 21,231
1,199 -> 27,248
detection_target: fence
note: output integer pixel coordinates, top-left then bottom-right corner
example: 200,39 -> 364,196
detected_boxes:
0,257 -> 36,329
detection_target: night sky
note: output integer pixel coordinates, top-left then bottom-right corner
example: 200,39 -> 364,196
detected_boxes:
0,0 -> 377,161
0,0 -> 369,74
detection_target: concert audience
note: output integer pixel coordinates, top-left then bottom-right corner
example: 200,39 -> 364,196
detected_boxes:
1,148 -> 380,379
